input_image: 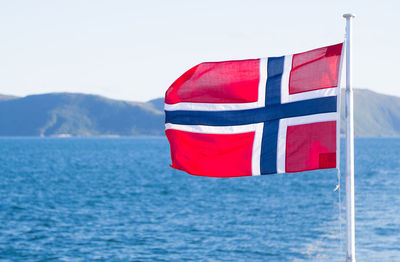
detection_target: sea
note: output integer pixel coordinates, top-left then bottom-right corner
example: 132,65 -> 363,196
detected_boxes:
0,137 -> 399,261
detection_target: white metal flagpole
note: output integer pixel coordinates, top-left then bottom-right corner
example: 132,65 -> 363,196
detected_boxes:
343,13 -> 356,262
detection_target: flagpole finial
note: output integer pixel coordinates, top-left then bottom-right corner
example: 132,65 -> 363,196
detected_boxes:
343,13 -> 356,18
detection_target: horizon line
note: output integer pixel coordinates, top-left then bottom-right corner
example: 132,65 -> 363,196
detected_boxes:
1,87 -> 398,103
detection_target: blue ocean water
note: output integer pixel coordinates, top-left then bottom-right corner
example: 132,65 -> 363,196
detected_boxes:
0,137 -> 399,261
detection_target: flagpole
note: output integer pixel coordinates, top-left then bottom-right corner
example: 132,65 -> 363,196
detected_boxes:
343,13 -> 356,262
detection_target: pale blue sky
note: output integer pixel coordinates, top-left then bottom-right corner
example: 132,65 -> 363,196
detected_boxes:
0,0 -> 399,101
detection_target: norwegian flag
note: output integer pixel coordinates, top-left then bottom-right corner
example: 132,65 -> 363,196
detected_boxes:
165,43 -> 343,177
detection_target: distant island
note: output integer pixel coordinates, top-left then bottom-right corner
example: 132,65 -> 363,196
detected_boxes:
1,89 -> 400,137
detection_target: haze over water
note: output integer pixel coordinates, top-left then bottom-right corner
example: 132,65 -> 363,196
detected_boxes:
0,137 -> 399,261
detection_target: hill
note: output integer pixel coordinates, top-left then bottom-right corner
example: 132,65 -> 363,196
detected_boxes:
0,93 -> 164,136
0,89 -> 399,136
340,89 -> 400,136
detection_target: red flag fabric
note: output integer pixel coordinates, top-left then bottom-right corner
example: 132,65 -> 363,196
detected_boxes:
165,43 -> 343,177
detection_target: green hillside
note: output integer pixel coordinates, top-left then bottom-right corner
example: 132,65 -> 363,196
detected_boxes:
340,89 -> 400,136
0,93 -> 164,136
0,89 -> 399,137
